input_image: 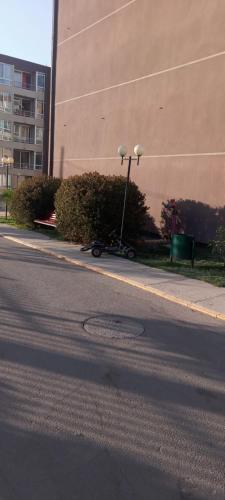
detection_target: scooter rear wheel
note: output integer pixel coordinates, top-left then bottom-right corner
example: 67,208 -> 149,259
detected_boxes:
92,247 -> 102,258
126,249 -> 136,259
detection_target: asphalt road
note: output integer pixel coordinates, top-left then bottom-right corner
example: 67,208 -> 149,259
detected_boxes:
0,237 -> 224,500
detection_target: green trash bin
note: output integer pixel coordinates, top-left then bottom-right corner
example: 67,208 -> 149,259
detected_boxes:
170,234 -> 195,267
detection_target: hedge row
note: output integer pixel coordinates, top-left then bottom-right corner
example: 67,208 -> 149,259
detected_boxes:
10,172 -> 148,242
11,176 -> 61,227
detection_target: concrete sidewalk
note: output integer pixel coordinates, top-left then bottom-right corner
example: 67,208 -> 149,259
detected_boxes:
0,224 -> 225,322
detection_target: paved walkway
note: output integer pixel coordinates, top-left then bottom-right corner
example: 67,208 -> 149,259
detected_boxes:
0,224 -> 225,322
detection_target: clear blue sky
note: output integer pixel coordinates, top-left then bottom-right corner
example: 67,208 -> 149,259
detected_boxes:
0,0 -> 53,66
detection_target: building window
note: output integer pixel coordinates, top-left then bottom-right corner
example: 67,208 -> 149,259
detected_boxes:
0,120 -> 12,140
14,70 -> 22,88
36,72 -> 45,90
35,153 -> 43,169
0,174 -> 12,188
21,151 -> 30,168
0,148 -> 13,165
0,63 -> 12,85
4,93 -> 12,112
14,150 -> 31,169
14,123 -> 20,138
22,72 -> 31,90
14,124 -> 32,143
14,71 -> 32,90
0,146 -> 13,186
14,97 -> 22,114
14,96 -> 33,117
1,147 -> 12,157
36,100 -> 44,116
0,93 -> 12,113
36,127 -> 43,144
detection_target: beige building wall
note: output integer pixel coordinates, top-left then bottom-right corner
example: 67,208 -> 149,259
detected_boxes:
53,0 -> 225,240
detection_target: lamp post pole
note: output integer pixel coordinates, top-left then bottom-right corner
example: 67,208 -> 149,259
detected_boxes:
1,156 -> 14,219
118,145 -> 144,247
5,161 -> 9,219
119,155 -> 132,246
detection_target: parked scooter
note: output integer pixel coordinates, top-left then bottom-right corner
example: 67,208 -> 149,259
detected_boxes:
80,231 -> 136,259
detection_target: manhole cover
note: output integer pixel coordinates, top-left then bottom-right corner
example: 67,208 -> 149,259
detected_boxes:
83,315 -> 144,339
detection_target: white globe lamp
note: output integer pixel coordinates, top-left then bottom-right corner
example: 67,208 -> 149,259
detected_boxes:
134,144 -> 144,157
118,145 -> 127,158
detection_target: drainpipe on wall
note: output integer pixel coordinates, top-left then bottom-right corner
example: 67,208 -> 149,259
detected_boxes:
49,0 -> 59,176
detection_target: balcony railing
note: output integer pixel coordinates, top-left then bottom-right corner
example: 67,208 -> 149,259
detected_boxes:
0,106 -> 12,113
0,161 -> 43,170
13,162 -> 43,170
13,135 -> 35,144
0,79 -> 45,93
14,108 -> 35,118
13,81 -> 36,91
13,162 -> 34,170
0,131 -> 12,141
0,78 -> 11,86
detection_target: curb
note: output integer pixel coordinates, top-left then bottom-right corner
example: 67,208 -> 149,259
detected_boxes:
3,234 -> 225,323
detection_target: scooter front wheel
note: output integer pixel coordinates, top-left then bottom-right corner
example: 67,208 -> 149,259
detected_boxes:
126,248 -> 136,259
80,245 -> 90,252
92,247 -> 102,258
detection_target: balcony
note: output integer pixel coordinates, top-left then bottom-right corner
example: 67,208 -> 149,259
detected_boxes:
13,80 -> 36,92
13,162 -> 42,171
13,162 -> 35,170
13,135 -> 35,144
14,108 -> 35,118
0,131 -> 12,141
0,79 -> 45,94
13,95 -> 35,119
0,78 -> 11,86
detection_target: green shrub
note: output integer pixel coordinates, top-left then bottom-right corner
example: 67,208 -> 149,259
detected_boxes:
10,175 -> 61,227
160,199 -> 183,239
210,226 -> 225,266
1,188 -> 13,210
55,172 -> 148,242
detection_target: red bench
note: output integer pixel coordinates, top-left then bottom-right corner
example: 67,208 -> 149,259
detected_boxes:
34,211 -> 57,228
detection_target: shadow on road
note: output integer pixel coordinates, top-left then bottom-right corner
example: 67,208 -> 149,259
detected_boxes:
0,240 -> 224,499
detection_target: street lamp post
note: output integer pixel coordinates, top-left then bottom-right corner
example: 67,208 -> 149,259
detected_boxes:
1,156 -> 14,219
118,144 -> 144,247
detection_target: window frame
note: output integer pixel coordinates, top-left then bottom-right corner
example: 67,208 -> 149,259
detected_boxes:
0,62 -> 12,85
35,126 -> 43,144
36,99 -> 44,117
36,72 -> 45,91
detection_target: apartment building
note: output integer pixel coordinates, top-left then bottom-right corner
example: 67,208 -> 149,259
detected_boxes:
51,0 -> 225,240
0,54 -> 50,188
